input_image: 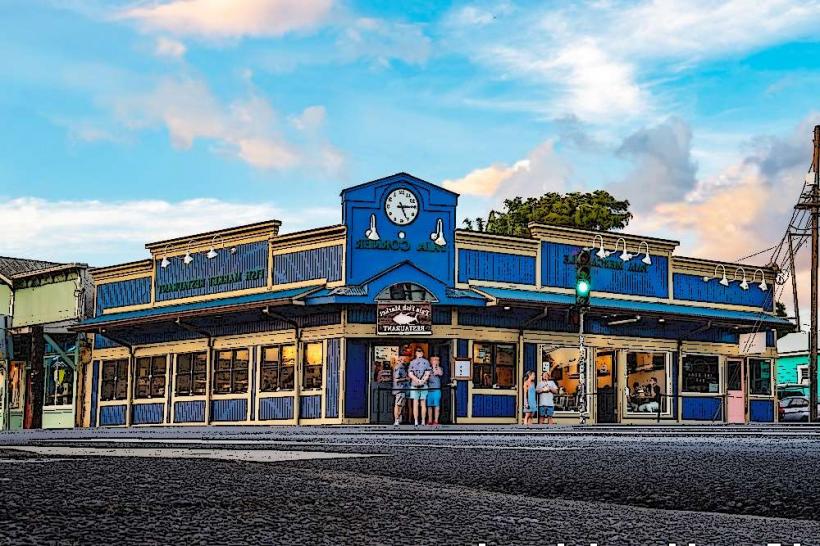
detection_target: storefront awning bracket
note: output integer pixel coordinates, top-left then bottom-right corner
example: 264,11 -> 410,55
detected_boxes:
174,318 -> 214,348
42,332 -> 77,370
261,307 -> 301,338
687,320 -> 713,337
98,329 -> 133,351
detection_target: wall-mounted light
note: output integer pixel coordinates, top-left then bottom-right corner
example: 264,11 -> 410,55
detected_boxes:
704,264 -> 729,286
614,238 -> 633,261
752,268 -> 768,291
734,266 -> 749,290
182,240 -> 194,265
206,235 -> 224,260
639,241 -> 652,265
365,213 -> 380,241
430,218 -> 446,246
503,305 -> 511,311
160,245 -> 171,269
592,234 -> 610,259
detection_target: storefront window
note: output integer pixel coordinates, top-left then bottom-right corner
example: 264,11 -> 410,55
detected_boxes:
303,342 -> 323,390
44,360 -> 74,406
261,345 -> 296,391
376,283 -> 435,301
101,359 -> 129,401
539,346 -> 581,412
134,355 -> 167,399
176,352 -> 207,396
682,355 -> 720,393
749,359 -> 772,395
472,342 -> 515,388
9,361 -> 24,409
626,352 -> 669,413
213,349 -> 249,394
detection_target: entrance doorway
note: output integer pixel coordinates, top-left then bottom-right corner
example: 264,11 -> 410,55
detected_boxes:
369,340 -> 451,424
726,359 -> 745,423
596,350 -> 618,423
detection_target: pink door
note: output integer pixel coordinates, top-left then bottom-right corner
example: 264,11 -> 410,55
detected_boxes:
726,359 -> 745,423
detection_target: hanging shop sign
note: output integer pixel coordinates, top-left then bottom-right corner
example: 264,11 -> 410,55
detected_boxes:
377,301 -> 432,335
738,332 -> 766,355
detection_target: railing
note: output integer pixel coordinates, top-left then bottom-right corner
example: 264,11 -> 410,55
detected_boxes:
372,384 -> 457,425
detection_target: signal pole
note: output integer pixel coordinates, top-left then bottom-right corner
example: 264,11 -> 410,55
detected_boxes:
812,125 -> 820,421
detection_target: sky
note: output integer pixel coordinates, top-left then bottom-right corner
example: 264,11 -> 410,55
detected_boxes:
1,0 -> 820,320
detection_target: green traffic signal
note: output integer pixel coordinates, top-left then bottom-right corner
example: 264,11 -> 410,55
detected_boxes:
575,248 -> 592,307
576,277 -> 590,296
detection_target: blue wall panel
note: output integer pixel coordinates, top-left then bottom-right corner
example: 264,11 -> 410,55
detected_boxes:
325,338 -> 341,418
541,241 -> 669,298
524,343 -> 537,375
94,334 -> 119,350
90,361 -> 99,427
211,399 -> 248,422
273,245 -> 343,285
348,307 -> 376,324
96,277 -> 152,315
674,273 -> 773,311
344,340 -> 369,418
432,306 -> 452,324
681,397 -> 722,421
100,405 -> 126,426
259,397 -> 294,420
458,249 -> 535,285
174,400 -> 206,423
132,403 -> 164,425
472,394 -> 516,417
300,395 -> 322,419
750,399 -> 775,422
155,241 -> 267,302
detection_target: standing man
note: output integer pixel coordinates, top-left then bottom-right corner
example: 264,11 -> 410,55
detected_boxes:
392,355 -> 410,426
536,370 -> 558,425
426,355 -> 444,427
408,347 -> 432,428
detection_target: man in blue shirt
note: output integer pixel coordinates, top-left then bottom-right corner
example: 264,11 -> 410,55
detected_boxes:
408,347 -> 432,427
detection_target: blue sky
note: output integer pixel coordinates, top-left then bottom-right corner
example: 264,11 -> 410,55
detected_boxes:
1,0 -> 819,277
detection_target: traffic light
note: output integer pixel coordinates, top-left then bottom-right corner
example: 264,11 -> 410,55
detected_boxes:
575,249 -> 591,307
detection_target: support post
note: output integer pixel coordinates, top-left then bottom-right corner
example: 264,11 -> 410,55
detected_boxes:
811,125 -> 820,422
788,233 -> 801,332
578,308 -> 588,425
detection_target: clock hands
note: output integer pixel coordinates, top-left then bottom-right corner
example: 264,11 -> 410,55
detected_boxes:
397,202 -> 417,219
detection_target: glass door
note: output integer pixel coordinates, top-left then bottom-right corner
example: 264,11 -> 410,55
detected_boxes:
595,350 -> 618,423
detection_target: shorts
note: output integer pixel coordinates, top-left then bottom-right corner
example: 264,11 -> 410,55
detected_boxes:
409,386 -> 427,400
426,389 -> 441,407
539,406 -> 555,417
393,392 -> 406,407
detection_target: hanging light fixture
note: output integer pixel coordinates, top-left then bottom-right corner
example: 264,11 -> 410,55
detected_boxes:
592,234 -> 610,259
206,235 -> 224,259
638,241 -> 652,265
182,240 -> 194,265
704,264 -> 729,286
160,245 -> 171,269
614,237 -> 633,261
734,267 -> 749,290
753,268 -> 768,291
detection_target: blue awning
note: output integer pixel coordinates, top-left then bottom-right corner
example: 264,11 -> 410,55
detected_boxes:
476,286 -> 793,327
80,286 -> 315,328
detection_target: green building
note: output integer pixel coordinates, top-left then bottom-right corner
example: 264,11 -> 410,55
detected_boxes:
776,332 -> 818,398
0,257 -> 92,430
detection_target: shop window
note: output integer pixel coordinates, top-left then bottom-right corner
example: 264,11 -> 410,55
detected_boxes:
626,352 -> 670,414
175,352 -> 207,396
213,349 -> 249,395
375,283 -> 435,302
303,342 -> 324,390
539,346 -> 582,412
749,359 -> 772,395
472,342 -> 516,388
682,355 -> 720,393
8,361 -> 24,409
261,345 -> 296,391
44,360 -> 74,406
134,355 -> 167,399
101,359 -> 129,401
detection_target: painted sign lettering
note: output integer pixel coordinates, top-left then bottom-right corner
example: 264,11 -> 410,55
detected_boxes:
377,302 -> 432,335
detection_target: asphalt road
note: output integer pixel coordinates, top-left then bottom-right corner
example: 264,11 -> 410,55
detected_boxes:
1,426 -> 819,545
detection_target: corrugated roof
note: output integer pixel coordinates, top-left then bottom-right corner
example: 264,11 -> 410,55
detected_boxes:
477,286 -> 793,326
0,256 -> 63,279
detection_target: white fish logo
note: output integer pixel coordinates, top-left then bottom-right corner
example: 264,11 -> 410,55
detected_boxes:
392,313 -> 419,325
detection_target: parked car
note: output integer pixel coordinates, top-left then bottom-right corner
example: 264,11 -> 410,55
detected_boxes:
777,383 -> 809,401
778,396 -> 820,422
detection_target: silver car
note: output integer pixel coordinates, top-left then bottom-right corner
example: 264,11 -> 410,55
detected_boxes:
778,396 -> 820,422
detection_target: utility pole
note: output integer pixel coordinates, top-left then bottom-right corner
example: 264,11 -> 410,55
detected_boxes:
812,125 -> 820,422
788,233 -> 801,332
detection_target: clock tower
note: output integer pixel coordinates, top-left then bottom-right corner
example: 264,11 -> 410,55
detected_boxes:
341,172 -> 458,286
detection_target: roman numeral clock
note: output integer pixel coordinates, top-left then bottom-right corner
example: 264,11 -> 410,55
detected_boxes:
384,188 -> 419,225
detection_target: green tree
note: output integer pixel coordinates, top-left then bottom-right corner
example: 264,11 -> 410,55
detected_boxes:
462,190 -> 632,236
775,301 -> 787,317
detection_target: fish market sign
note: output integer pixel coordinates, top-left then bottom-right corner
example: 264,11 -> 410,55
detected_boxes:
377,302 -> 432,336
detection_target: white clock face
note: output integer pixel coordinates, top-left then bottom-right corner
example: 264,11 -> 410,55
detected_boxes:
384,188 -> 419,225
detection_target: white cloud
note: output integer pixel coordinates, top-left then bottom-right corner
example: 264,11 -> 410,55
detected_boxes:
337,17 -> 431,67
0,196 -> 338,265
154,36 -> 186,58
120,0 -> 334,40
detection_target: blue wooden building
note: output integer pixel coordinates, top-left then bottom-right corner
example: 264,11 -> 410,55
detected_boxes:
76,173 -> 791,427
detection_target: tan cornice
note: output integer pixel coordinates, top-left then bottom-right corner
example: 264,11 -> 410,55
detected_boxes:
90,260 -> 154,282
145,219 -> 281,255
672,256 -> 779,279
454,230 -> 538,253
527,223 -> 679,253
272,225 -> 346,251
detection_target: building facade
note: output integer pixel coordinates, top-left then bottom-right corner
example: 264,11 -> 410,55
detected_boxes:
1,257 -> 93,430
77,173 -> 790,427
